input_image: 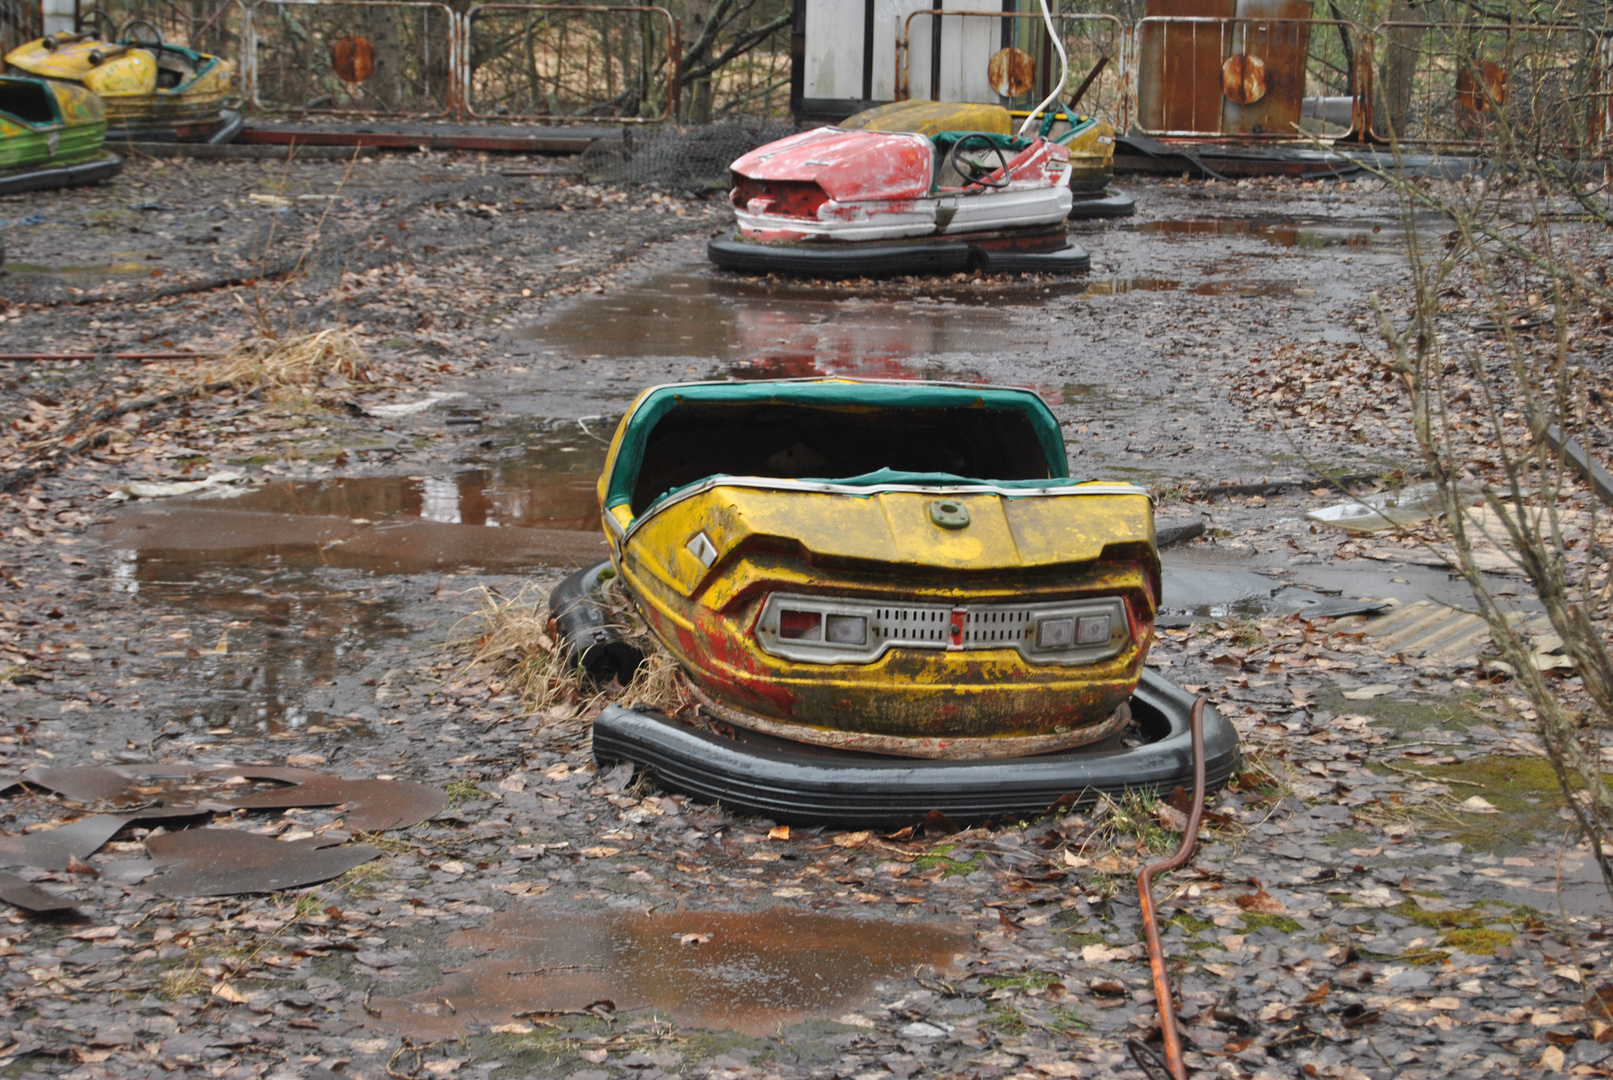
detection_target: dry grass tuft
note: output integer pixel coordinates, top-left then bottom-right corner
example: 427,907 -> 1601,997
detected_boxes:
196,329 -> 369,401
620,649 -> 694,716
450,579 -> 692,719
454,583 -> 582,713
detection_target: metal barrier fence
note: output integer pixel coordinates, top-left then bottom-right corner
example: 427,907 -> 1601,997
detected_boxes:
244,0 -> 458,117
77,0 -> 243,59
23,3 -> 1601,153
898,10 -> 1128,129
0,0 -> 42,58
462,3 -> 677,122
1134,16 -> 1359,139
1367,20 -> 1602,152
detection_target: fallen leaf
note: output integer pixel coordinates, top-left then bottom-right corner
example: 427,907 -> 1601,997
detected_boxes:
768,825 -> 789,841
1301,982 -> 1331,1006
833,831 -> 872,848
679,933 -> 711,946
1458,795 -> 1501,814
1540,1046 -> 1565,1072
211,982 -> 249,1005
1427,996 -> 1461,1010
1156,802 -> 1188,832
70,926 -> 119,941
1032,1063 -> 1083,1078
1342,684 -> 1397,700
1081,943 -> 1132,963
1554,965 -> 1584,985
1235,888 -> 1289,914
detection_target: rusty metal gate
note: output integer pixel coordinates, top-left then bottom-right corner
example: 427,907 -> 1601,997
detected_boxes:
460,3 -> 677,122
244,0 -> 458,118
1367,20 -> 1603,153
1134,15 -> 1361,139
898,10 -> 1129,128
76,0 -> 243,59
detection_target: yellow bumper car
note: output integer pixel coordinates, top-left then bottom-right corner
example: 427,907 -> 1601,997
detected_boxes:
5,25 -> 239,142
567,380 -> 1237,826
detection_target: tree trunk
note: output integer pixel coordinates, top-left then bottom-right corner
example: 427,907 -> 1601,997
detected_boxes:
685,0 -> 714,123
1375,0 -> 1424,139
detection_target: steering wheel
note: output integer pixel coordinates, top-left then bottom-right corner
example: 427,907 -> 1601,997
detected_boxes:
79,8 -> 117,40
946,133 -> 1011,189
119,18 -> 164,50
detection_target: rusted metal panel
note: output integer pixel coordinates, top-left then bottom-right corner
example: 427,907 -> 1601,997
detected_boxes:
237,122 -> 606,153
1137,0 -> 1234,136
1221,0 -> 1312,136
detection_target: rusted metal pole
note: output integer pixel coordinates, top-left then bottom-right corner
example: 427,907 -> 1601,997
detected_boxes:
0,352 -> 218,362
1130,696 -> 1207,1080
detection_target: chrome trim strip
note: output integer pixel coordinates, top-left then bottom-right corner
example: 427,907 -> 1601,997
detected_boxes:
623,476 -> 1150,543
754,592 -> 1130,666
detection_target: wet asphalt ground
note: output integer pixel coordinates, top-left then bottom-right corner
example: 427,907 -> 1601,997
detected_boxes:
0,158 -> 1607,1080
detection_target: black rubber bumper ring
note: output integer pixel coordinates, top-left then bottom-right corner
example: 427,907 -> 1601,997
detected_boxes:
708,236 -> 1091,277
592,668 -> 1241,828
0,153 -> 122,197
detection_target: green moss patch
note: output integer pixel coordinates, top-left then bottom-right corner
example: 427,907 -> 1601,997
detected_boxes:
912,845 -> 984,877
1240,912 -> 1303,934
1403,755 -> 1594,854
1314,686 -> 1484,740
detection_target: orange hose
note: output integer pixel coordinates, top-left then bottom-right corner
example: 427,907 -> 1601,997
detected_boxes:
1130,696 -> 1207,1080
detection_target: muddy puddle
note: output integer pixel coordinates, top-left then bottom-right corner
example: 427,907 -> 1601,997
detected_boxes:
367,907 -> 966,1038
1138,217 -> 1394,249
108,559 -> 407,736
525,266 -> 1078,366
100,428 -> 610,575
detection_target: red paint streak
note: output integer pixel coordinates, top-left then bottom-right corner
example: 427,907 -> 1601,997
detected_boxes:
947,609 -> 966,650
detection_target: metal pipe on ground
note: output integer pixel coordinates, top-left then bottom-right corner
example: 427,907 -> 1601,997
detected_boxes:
1129,696 -> 1207,1080
0,353 -> 217,362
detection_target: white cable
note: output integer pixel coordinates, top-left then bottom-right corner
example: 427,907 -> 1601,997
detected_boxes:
1015,0 -> 1070,141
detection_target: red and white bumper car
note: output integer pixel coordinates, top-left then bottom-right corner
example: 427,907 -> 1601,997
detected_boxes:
707,126 -> 1090,277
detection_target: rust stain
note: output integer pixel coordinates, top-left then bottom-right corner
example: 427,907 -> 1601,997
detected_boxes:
363,907 -> 968,1038
331,34 -> 375,85
1456,61 -> 1506,113
1221,53 -> 1267,105
987,46 -> 1035,98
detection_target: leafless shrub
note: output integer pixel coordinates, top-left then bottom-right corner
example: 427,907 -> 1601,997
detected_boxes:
1368,9 -> 1613,907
